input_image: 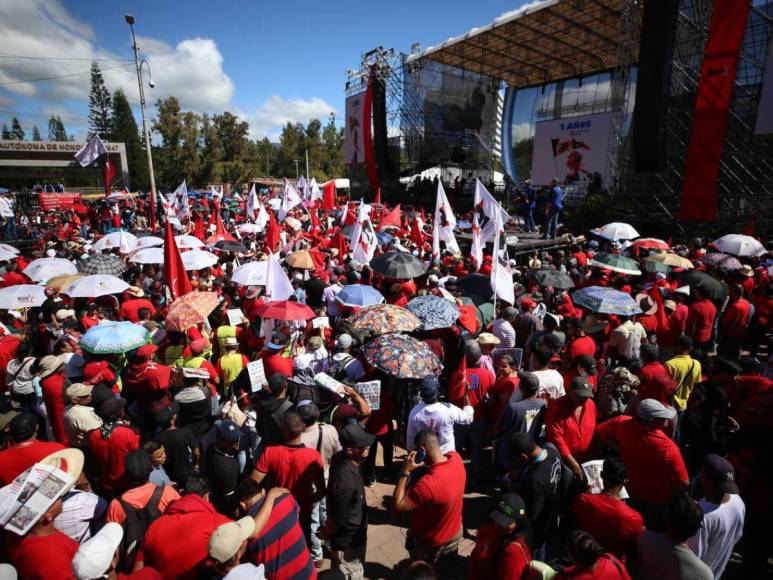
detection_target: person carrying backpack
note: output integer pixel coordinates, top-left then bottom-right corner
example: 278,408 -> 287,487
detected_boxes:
254,373 -> 294,453
328,334 -> 365,382
105,449 -> 180,572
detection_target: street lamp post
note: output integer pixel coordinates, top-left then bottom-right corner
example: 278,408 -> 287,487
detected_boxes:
125,14 -> 157,231
293,159 -> 300,180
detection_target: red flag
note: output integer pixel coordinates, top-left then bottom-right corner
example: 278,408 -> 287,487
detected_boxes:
103,159 -> 116,195
163,219 -> 192,299
741,216 -> 756,236
647,286 -> 667,334
378,204 -> 401,231
265,210 -> 280,252
419,208 -> 427,225
344,205 -> 357,226
410,217 -> 425,247
322,181 -> 337,211
331,230 -> 349,258
310,207 -> 321,231
193,215 -> 206,241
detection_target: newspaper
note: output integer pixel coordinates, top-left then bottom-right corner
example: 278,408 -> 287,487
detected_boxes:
314,372 -> 346,397
355,380 -> 381,411
0,463 -> 73,536
226,308 -> 247,326
246,360 -> 267,392
311,316 -> 330,329
581,460 -> 628,498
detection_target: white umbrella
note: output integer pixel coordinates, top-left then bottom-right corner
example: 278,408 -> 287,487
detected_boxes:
61,275 -> 130,298
130,247 -> 165,265
92,230 -> 138,253
135,236 -> 164,249
0,248 -> 18,262
175,235 -> 204,250
590,222 -> 640,241
23,257 -> 77,282
0,284 -> 47,308
0,243 -> 19,255
711,234 -> 766,257
181,249 -> 219,271
231,260 -> 267,286
238,223 -> 263,235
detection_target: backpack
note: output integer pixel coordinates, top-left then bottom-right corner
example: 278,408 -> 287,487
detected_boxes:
256,398 -> 294,446
118,484 -> 165,572
328,354 -> 354,382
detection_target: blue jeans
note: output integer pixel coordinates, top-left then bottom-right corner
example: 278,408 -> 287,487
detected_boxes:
4,217 -> 17,240
524,208 -> 535,232
309,498 -> 327,561
545,209 -> 561,238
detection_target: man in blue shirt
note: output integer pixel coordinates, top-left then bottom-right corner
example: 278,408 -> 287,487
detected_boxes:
522,179 -> 537,232
543,179 -> 564,239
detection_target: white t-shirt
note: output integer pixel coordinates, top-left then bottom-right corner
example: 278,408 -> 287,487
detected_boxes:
510,369 -> 565,403
406,401 -> 473,453
610,320 -> 647,360
491,319 -> 516,348
688,494 -> 745,579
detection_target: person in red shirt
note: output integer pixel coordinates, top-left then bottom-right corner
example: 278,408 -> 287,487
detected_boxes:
486,354 -> 520,425
251,411 -> 325,537
563,355 -> 599,394
37,354 -> 68,445
80,302 -> 101,332
88,398 -> 140,494
0,332 -> 22,393
596,399 -> 688,530
637,344 -> 675,404
546,377 -> 597,478
564,318 -> 597,364
685,286 -> 717,350
121,345 -> 172,430
736,265 -> 755,297
468,493 -> 533,580
138,474 -> 231,579
572,457 -> 644,562
260,335 -> 294,378
6,497 -> 79,580
636,293 -> 659,335
656,299 -> 683,353
393,429 -> 466,573
0,413 -> 65,485
558,530 -> 632,579
718,283 -> 751,359
118,287 -> 156,323
0,261 -> 28,287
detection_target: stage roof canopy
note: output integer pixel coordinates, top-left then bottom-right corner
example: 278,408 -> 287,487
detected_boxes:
405,0 -> 630,88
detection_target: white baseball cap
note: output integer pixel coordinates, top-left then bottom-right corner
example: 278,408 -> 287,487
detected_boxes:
208,517 -> 256,563
72,522 -> 123,579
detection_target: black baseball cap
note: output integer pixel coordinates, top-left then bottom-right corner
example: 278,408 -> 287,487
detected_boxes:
339,424 -> 375,449
419,376 -> 439,402
575,355 -> 598,375
216,420 -> 241,444
702,454 -> 739,494
9,413 -> 37,442
517,371 -> 540,392
489,493 -> 527,528
570,376 -> 595,398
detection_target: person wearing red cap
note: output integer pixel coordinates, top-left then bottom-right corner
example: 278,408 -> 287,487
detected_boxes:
183,338 -> 219,394
514,297 -> 542,350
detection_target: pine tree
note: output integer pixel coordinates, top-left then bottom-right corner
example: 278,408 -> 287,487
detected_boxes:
32,126 -> 41,141
88,61 -> 112,137
10,117 -> 24,140
109,89 -> 147,188
1,124 -> 10,140
48,116 -> 68,141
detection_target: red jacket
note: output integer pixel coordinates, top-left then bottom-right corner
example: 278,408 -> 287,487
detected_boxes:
546,395 -> 597,461
88,424 -> 140,492
638,362 -> 675,404
41,373 -> 67,445
719,298 -> 751,338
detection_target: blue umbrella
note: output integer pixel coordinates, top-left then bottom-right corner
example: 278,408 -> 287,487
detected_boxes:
572,286 -> 642,316
376,231 -> 394,246
336,284 -> 385,308
406,295 -> 460,330
79,321 -> 149,354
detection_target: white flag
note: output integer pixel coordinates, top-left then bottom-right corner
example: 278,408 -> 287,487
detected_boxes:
210,185 -> 223,201
351,203 -> 376,264
297,176 -> 311,201
490,207 -> 515,305
264,252 -> 294,301
279,180 -> 302,221
255,202 -> 269,232
340,201 -> 349,226
74,135 -> 107,167
432,181 -> 459,263
309,178 -> 322,202
246,184 -> 259,220
171,180 -> 189,221
474,179 -> 511,244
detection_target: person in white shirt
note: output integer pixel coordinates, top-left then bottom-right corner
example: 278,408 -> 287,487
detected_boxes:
511,343 -> 564,403
609,315 -> 647,362
407,376 -> 473,453
688,454 -> 745,579
491,307 -> 517,348
323,277 -> 343,318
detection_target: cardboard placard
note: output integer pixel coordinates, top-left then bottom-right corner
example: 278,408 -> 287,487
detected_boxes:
226,308 -> 246,326
491,347 -> 523,369
355,380 -> 381,411
312,316 -> 330,329
246,359 -> 267,392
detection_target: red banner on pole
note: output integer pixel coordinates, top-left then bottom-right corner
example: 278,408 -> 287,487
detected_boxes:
38,192 -> 82,211
678,0 -> 750,222
363,66 -> 379,193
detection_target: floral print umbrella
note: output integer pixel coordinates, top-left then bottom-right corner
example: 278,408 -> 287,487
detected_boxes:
700,253 -> 743,271
349,304 -> 421,338
362,333 -> 442,379
572,286 -> 642,316
406,295 -> 460,330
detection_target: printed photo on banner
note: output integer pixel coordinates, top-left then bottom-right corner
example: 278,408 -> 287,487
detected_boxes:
355,380 -> 381,411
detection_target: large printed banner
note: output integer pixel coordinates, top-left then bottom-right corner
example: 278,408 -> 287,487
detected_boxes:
530,113 -> 612,187
38,192 -> 82,211
344,92 -> 366,164
755,36 -> 773,137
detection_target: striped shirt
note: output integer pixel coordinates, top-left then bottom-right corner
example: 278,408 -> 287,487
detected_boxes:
492,319 -> 516,348
246,493 -> 316,580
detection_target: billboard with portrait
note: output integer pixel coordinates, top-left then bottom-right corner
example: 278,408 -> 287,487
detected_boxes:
344,92 -> 366,165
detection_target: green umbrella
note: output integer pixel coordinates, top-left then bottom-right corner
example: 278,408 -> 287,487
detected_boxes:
587,253 -> 642,276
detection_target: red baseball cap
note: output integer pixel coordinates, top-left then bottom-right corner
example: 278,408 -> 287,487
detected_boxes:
135,344 -> 158,359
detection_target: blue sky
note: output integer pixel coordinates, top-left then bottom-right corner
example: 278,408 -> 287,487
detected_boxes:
0,0 -> 526,141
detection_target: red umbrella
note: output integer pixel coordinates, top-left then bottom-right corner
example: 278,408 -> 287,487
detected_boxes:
254,300 -> 315,321
630,238 -> 669,251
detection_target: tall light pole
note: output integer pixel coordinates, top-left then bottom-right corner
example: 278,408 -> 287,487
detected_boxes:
125,14 -> 157,231
293,159 -> 300,180
304,148 -> 309,181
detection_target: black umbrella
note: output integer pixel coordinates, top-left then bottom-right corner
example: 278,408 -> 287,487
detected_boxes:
77,253 -> 128,276
677,270 -> 727,302
527,268 -> 575,289
369,251 -> 427,280
456,274 -> 494,300
215,240 -> 248,253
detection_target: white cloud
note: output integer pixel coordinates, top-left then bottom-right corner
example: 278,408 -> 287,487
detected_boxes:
512,122 -> 532,143
0,0 -> 233,112
244,95 -> 338,140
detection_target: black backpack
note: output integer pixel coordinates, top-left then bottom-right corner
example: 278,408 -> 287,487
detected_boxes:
118,484 -> 166,572
328,354 -> 354,382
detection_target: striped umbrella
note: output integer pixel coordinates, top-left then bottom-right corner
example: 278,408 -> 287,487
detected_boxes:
77,253 -> 128,276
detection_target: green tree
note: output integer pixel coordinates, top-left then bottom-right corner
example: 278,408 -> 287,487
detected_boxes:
88,61 -> 112,137
109,89 -> 147,188
196,113 -> 222,186
320,117 -> 344,179
213,112 -> 249,162
1,124 -> 10,140
275,122 -> 306,178
48,115 -> 68,141
32,125 -> 41,141
10,117 -> 24,140
179,111 -> 201,183
255,137 -> 275,177
152,97 -> 184,186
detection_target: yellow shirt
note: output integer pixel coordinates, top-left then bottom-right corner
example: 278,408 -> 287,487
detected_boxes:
219,352 -> 245,396
665,354 -> 702,411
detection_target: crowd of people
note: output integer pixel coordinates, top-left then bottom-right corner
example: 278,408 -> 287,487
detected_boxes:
0,182 -> 770,580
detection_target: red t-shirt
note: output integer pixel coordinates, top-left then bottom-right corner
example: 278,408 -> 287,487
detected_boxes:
261,352 -> 294,379
140,494 -> 230,580
406,452 -> 466,547
1,271 -> 27,287
686,298 -> 717,342
468,521 -> 531,580
720,298 -> 751,338
566,335 -> 596,361
41,373 -> 67,445
556,554 -> 631,579
7,530 -> 79,580
255,444 -> 324,514
596,416 -> 688,505
488,375 -> 519,424
88,425 -> 140,492
729,375 -> 773,412
572,492 -> 643,560
637,362 -> 675,404
449,367 -> 495,420
119,298 -> 156,323
0,440 -> 65,485
0,334 -> 21,392
545,396 -> 597,461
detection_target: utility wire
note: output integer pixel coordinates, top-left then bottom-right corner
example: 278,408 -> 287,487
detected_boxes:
0,62 -> 134,86
0,51 -> 132,63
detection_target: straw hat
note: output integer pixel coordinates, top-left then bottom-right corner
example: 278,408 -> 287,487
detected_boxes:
38,354 -> 67,379
39,448 -> 84,494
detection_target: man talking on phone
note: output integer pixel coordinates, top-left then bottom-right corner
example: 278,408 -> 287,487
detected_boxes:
393,429 -> 467,576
